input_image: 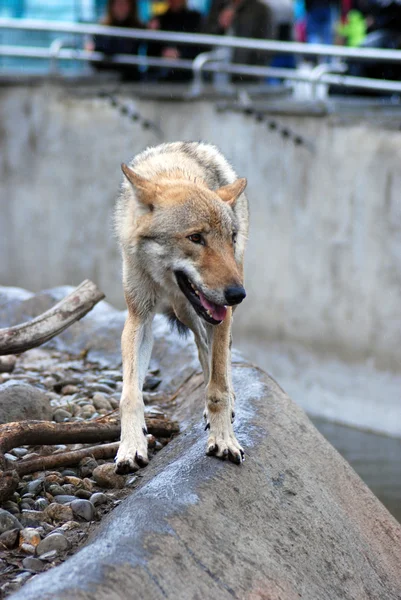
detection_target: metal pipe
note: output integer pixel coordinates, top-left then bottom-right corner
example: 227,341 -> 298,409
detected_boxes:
190,50 -> 229,97
1,17 -> 401,63
310,62 -> 348,100
1,45 -> 401,94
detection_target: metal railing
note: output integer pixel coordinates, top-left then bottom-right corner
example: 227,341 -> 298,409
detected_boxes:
1,17 -> 401,97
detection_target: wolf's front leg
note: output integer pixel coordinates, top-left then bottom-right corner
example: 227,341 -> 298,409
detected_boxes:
205,308 -> 244,464
115,311 -> 153,474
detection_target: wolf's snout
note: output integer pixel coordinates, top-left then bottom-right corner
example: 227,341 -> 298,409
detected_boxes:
224,285 -> 246,306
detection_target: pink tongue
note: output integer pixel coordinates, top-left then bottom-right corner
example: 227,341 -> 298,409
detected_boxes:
198,291 -> 227,322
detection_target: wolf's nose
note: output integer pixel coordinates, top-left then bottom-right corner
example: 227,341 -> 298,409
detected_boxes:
225,286 -> 246,306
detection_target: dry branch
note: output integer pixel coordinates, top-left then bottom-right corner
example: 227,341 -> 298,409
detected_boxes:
15,442 -> 121,477
0,279 -> 105,356
0,469 -> 19,504
0,415 -> 179,470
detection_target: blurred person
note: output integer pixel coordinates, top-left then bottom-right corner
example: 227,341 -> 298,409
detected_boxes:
336,8 -> 367,46
147,0 -> 202,81
305,0 -> 340,46
294,0 -> 307,42
204,0 -> 273,71
87,0 -> 143,81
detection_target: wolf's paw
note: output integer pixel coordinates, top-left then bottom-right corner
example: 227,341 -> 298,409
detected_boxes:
115,431 -> 149,474
206,429 -> 244,465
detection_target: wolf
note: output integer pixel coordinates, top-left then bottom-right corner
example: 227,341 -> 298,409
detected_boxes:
114,141 -> 249,473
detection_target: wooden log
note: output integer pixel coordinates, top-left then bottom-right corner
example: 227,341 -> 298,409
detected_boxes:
15,442 -> 121,477
0,415 -> 179,470
0,279 -> 105,356
0,469 -> 19,504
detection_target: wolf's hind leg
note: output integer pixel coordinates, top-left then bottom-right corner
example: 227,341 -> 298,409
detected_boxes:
115,310 -> 153,474
205,308 -> 244,464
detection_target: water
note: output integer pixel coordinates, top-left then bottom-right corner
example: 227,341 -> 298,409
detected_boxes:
312,418 -> 401,523
236,337 -> 401,523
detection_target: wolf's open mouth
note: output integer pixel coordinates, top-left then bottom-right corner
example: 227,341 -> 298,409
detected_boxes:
175,271 -> 227,325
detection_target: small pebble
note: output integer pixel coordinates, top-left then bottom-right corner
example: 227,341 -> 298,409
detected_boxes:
11,447 -> 29,458
0,509 -> 22,534
2,501 -> 20,516
75,489 -> 92,500
53,408 -> 72,423
143,375 -> 162,391
79,457 -> 98,478
64,476 -> 83,488
45,473 -> 64,485
92,392 -> 112,411
20,510 -> 48,528
20,499 -> 36,511
48,484 -> 65,497
36,533 -> 69,557
34,497 -> 49,511
93,464 -> 127,489
53,379 -> 79,393
79,405 -> 96,418
97,378 -> 117,389
19,527 -> 41,548
20,542 -> 35,555
0,528 -> 19,549
0,355 -> 17,373
82,478 -> 94,492
61,384 -> 79,395
53,495 -> 76,505
62,484 -> 76,495
89,493 -> 108,507
108,397 -> 119,409
88,383 -> 115,394
61,469 -> 78,477
44,503 -> 73,524
22,557 -> 45,573
4,453 -> 18,463
70,499 -> 96,522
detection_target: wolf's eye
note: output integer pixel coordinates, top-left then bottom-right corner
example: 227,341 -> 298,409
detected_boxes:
188,233 -> 204,245
232,232 -> 237,244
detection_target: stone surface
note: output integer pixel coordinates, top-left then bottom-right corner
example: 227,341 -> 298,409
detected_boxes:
0,381 -> 52,424
8,363 -> 401,600
36,534 -> 69,557
0,355 -> 17,373
44,504 -> 73,524
89,493 -> 108,507
52,496 -> 76,505
70,500 -> 96,522
0,509 -> 21,534
52,409 -> 72,423
22,557 -> 45,573
0,528 -> 19,549
92,393 -> 112,412
19,528 -> 41,549
19,510 -> 47,528
79,457 -> 98,478
92,464 -> 126,489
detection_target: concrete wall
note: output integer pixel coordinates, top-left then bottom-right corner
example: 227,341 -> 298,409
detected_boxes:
1,83 -> 401,369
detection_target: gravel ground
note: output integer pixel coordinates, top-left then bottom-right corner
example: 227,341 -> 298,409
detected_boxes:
0,348 -> 172,598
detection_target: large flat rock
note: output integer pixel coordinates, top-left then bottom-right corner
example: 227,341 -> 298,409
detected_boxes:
9,361 -> 401,600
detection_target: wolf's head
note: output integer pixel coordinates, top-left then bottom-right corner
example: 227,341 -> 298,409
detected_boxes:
121,164 -> 247,325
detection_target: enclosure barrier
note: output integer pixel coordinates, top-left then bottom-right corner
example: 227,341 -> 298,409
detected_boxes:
1,17 -> 401,96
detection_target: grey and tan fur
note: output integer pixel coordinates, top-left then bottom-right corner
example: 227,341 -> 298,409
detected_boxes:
114,141 -> 249,473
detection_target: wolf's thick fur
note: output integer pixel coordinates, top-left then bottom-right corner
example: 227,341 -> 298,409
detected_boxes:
114,142 -> 249,472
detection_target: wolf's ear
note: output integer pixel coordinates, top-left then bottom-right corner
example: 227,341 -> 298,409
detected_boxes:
216,178 -> 247,206
121,163 -> 157,206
